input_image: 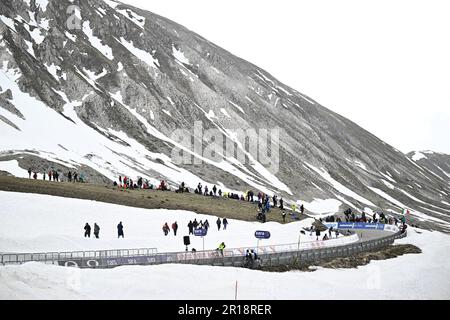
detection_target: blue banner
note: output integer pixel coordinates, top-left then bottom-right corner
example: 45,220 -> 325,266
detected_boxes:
194,228 -> 207,237
255,230 -> 271,239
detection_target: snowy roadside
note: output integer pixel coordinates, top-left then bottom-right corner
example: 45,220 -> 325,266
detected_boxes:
1,191 -> 450,299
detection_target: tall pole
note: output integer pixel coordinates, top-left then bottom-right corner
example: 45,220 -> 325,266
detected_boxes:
202,236 -> 205,252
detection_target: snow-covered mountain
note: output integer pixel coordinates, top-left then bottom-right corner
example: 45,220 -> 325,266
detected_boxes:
407,151 -> 450,183
1,0 -> 449,231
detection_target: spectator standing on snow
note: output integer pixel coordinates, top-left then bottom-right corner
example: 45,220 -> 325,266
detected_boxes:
117,222 -> 124,238
94,223 -> 100,239
33,172 -> 37,179
68,171 -> 72,182
172,222 -> 178,236
28,168 -> 32,179
193,219 -> 199,230
84,223 -> 91,238
216,218 -> 222,231
223,217 -> 228,230
188,220 -> 194,235
300,204 -> 305,215
204,219 -> 210,231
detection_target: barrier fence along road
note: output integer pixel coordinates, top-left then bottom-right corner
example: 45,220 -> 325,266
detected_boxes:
0,224 -> 406,269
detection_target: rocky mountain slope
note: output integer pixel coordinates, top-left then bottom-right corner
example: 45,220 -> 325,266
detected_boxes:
1,0 -> 449,231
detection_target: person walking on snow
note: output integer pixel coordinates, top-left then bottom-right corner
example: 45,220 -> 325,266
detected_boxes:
216,218 -> 222,231
84,223 -> 91,238
94,223 -> 100,239
172,222 -> 178,236
117,221 -> 124,238
223,217 -> 228,230
163,223 -> 170,236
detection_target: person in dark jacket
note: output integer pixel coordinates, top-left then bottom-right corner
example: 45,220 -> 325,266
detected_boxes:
188,221 -> 194,235
223,217 -> 228,230
94,223 -> 100,239
193,219 -> 199,230
28,168 -> 32,179
279,198 -> 284,210
216,218 -> 222,231
84,223 -> 91,238
172,222 -> 178,236
300,204 -> 305,214
117,222 -> 124,238
315,229 -> 321,241
204,219 -> 210,231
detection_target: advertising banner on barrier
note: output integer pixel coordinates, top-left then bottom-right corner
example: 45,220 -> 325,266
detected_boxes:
335,222 -> 386,230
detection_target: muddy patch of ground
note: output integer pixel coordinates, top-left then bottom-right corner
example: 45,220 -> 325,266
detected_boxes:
0,176 -> 307,224
261,244 -> 422,273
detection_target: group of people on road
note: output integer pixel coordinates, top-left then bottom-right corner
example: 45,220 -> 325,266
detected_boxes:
341,208 -> 407,227
243,249 -> 261,268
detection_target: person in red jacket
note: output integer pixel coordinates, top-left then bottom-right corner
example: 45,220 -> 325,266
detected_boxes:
172,222 -> 178,236
162,223 -> 170,236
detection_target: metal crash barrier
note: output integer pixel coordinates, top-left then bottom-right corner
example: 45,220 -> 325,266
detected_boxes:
0,225 -> 407,269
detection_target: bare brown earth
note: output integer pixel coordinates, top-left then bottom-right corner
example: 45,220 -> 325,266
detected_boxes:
0,175 -> 306,223
261,244 -> 422,272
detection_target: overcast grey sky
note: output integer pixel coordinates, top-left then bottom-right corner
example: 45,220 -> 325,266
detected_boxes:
120,0 -> 450,154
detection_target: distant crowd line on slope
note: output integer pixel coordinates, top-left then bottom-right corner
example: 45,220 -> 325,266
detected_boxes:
114,176 -> 307,223
26,168 -> 86,183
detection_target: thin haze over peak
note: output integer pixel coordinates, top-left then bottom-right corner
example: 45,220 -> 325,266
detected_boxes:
120,0 -> 450,154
